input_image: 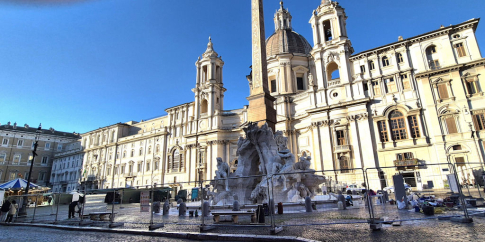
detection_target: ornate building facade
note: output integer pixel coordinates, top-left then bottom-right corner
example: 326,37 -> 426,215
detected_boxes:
80,0 -> 485,192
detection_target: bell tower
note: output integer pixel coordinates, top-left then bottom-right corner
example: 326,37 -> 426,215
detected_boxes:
310,0 -> 354,99
194,37 -> 226,120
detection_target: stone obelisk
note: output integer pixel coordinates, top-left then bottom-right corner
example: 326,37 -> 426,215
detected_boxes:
248,0 -> 276,131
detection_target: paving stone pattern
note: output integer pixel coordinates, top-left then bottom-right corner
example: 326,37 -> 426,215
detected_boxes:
8,194 -> 485,242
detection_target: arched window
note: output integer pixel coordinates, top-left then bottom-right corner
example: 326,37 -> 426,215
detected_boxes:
389,110 -> 407,140
148,146 -> 152,154
327,62 -> 340,81
156,144 -> 160,153
426,45 -> 440,69
130,150 -> 134,157
201,99 -> 208,114
382,56 -> 390,67
139,148 -> 143,156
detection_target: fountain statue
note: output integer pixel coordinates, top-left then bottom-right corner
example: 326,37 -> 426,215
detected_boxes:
210,122 -> 325,205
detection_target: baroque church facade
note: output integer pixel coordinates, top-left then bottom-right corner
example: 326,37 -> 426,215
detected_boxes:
80,0 -> 485,192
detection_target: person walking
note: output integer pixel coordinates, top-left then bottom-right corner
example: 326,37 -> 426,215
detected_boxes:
5,200 -> 18,223
1,199 -> 11,221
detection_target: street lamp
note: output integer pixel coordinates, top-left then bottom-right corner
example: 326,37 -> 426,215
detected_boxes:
18,123 -> 42,216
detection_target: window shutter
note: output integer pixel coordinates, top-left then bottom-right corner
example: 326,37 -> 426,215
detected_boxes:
445,117 -> 458,134
438,84 -> 449,99
455,157 -> 465,166
473,114 -> 480,130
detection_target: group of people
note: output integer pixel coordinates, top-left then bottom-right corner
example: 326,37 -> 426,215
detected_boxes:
1,199 -> 18,223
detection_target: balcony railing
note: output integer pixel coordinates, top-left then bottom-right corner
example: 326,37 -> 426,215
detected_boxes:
334,144 -> 351,153
87,175 -> 96,181
328,78 -> 341,88
393,158 -> 418,167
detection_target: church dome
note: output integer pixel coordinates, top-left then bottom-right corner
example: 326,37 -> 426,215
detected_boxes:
266,29 -> 312,56
265,2 -> 312,56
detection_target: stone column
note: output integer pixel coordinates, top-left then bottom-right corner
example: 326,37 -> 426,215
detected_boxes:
347,115 -> 363,169
248,0 -> 276,130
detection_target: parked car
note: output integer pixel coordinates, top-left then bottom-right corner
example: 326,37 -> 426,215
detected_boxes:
346,184 -> 365,194
383,183 -> 412,193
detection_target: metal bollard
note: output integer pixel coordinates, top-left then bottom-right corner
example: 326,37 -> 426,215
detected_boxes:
277,202 -> 283,214
32,195 -> 38,222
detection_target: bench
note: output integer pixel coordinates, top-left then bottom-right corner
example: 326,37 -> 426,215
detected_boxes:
211,211 -> 257,224
89,212 -> 116,221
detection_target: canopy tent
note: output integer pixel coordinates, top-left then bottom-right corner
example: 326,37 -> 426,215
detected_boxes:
0,178 -> 40,190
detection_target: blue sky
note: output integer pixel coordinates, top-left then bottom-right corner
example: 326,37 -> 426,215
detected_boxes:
0,0 -> 484,134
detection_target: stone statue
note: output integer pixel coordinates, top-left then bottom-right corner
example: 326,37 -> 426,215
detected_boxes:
215,157 -> 230,192
308,73 -> 314,86
210,123 -> 325,205
293,156 -> 311,170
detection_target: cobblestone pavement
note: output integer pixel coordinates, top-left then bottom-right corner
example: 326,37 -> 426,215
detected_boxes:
7,193 -> 485,242
0,225 -> 201,242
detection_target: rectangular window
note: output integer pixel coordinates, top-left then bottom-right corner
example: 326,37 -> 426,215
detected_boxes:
138,163 -> 142,172
45,142 -> 50,150
107,167 -> 111,176
39,173 -> 45,181
0,154 -> 5,162
297,77 -> 304,90
445,117 -> 458,134
155,161 -> 159,170
17,140 -> 23,147
42,157 -> 48,164
377,121 -> 389,142
401,74 -> 410,90
454,43 -> 466,57
429,60 -> 440,69
270,79 -> 276,92
408,116 -> 421,138
372,81 -> 381,95
57,144 -> 62,151
390,117 -> 407,140
146,161 -> 151,172
382,57 -> 390,67
369,61 -> 375,70
473,113 -> 485,130
360,65 -> 366,73
13,154 -> 21,164
404,152 -> 413,159
437,84 -> 449,99
385,78 -> 397,93
2,138 -> 8,146
336,130 -> 346,145
397,53 -> 404,63
466,78 -> 479,95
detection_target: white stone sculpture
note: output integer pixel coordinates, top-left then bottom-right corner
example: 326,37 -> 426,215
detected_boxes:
210,122 -> 325,205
